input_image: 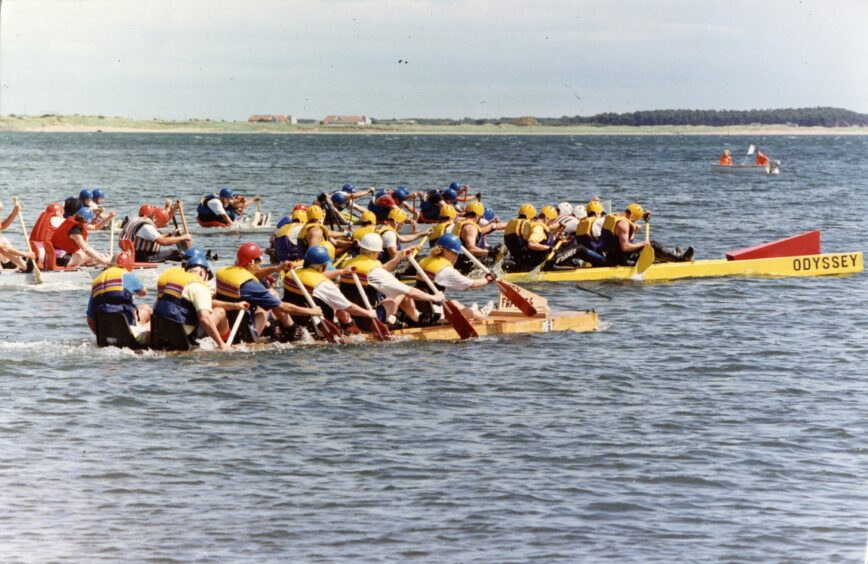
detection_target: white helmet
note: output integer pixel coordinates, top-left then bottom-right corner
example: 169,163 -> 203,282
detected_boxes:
574,205 -> 587,220
359,232 -> 384,253
557,201 -> 573,216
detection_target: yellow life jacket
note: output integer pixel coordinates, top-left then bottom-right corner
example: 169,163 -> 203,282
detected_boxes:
156,266 -> 184,299
282,267 -> 328,298
215,265 -> 257,300
520,220 -> 550,243
299,221 -> 331,244
504,217 -> 526,237
340,255 -> 382,285
161,269 -> 208,300
576,216 -> 597,238
602,213 -> 636,238
91,266 -> 128,299
352,224 -> 376,242
430,220 -> 454,243
375,224 -> 399,243
274,223 -> 295,239
416,255 -> 452,284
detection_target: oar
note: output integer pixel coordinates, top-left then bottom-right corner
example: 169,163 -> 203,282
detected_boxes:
109,214 -> 116,259
177,201 -> 190,236
406,254 -> 478,340
350,267 -> 390,341
225,305 -> 247,347
529,239 -> 563,281
12,197 -> 42,284
347,191 -> 355,232
636,218 -> 654,274
288,268 -> 344,344
460,245 -> 537,317
574,284 -> 612,300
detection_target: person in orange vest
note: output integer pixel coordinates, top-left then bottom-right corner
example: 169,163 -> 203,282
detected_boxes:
0,200 -> 37,271
51,207 -> 111,267
755,149 -> 770,166
719,149 -> 733,166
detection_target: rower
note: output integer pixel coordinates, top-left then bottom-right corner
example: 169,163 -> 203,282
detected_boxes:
352,210 -> 378,243
414,233 -> 495,320
120,204 -> 191,263
503,203 -> 536,264
63,189 -> 93,218
573,199 -> 607,267
197,187 -> 240,227
376,207 -> 429,263
282,245 -> 375,335
452,201 -> 504,274
515,205 -> 559,270
340,233 -> 443,330
86,251 -> 151,340
368,193 -> 397,222
429,204 -> 457,247
152,254 -> 248,351
719,149 -> 733,166
0,200 -> 37,271
51,207 -> 110,267
215,242 -> 322,341
272,208 -> 308,262
600,203 -> 694,265
297,204 -> 331,256
555,202 -> 580,235
156,247 -> 206,299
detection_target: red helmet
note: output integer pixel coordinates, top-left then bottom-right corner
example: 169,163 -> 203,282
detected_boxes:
114,252 -> 135,272
46,203 -> 63,216
293,203 -> 308,212
236,242 -> 263,266
153,208 -> 170,228
377,195 -> 397,208
139,203 -> 156,218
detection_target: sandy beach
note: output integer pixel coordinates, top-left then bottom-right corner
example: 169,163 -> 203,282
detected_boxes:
0,115 -> 866,136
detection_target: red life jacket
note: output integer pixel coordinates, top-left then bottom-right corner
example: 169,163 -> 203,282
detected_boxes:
51,217 -> 89,254
30,204 -> 64,243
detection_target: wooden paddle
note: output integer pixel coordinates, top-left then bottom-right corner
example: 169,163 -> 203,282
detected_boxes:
12,197 -> 42,284
406,254 -> 478,340
460,245 -> 537,317
350,267 -> 391,341
109,213 -> 116,259
347,190 -> 355,232
636,218 -> 654,274
177,201 -> 190,236
225,305 -> 247,347
288,268 -> 344,344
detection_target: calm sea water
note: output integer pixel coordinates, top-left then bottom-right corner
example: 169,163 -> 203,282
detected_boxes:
0,132 -> 866,562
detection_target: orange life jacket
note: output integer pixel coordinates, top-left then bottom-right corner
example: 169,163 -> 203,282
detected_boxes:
51,217 -> 88,254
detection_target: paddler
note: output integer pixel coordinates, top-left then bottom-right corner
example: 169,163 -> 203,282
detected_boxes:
367,193 -> 398,223
508,205 -> 559,271
414,233 -> 496,320
196,187 -> 246,227
63,189 -> 93,218
503,203 -> 536,265
755,148 -> 770,166
152,254 -> 249,351
215,242 -> 322,341
376,207 -> 429,263
86,251 -> 151,340
271,208 -> 308,262
156,247 -> 206,299
339,233 -> 444,330
282,245 -> 376,335
719,149 -> 733,166
572,198 -> 608,266
600,203 -> 694,265
452,201 -> 505,274
0,200 -> 37,271
120,203 -> 191,263
429,204 -> 457,247
51,206 -> 111,267
297,204 -> 333,256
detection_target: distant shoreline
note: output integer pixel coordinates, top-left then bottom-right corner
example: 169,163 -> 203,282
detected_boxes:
1,115 -> 866,136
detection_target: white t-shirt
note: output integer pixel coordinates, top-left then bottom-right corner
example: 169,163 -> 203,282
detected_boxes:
381,229 -> 398,250
137,223 -> 160,242
288,224 -> 303,245
312,279 -> 353,311
181,279 -> 213,334
207,198 -> 227,216
433,265 -> 474,291
591,216 -> 604,238
367,267 -> 412,299
556,214 -> 579,235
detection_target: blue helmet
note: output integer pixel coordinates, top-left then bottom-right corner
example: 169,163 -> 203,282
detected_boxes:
437,233 -> 463,254
341,183 -> 356,194
393,186 -> 410,203
219,187 -> 233,199
449,181 -> 461,191
443,188 -> 458,203
75,206 -> 94,222
92,188 -> 106,200
304,245 -> 332,267
276,215 -> 292,228
183,247 -> 205,261
483,207 -> 495,221
186,255 -> 213,280
331,192 -> 347,206
79,189 -> 93,201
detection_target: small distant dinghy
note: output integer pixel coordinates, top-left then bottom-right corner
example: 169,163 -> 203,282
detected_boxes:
192,211 -> 274,236
710,161 -> 780,175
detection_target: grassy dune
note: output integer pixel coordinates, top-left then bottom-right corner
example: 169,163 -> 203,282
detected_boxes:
0,114 -> 865,135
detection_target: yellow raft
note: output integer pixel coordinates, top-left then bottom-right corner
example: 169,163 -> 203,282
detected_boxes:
503,252 -> 863,284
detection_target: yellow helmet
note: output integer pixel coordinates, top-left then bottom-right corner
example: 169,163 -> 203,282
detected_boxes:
540,205 -> 558,221
388,207 -> 408,224
306,205 -> 324,221
360,210 -> 376,225
322,240 -> 336,260
626,203 -> 644,221
586,199 -> 604,215
291,209 -> 307,223
519,203 -> 537,219
465,201 -> 484,217
439,204 -> 457,220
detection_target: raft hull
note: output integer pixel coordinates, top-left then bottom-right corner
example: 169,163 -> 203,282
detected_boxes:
385,310 -> 598,341
0,269 -> 93,288
710,163 -> 779,175
503,252 -> 863,284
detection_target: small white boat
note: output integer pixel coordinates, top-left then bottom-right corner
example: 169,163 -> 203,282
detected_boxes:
189,211 -> 274,236
710,161 -> 780,175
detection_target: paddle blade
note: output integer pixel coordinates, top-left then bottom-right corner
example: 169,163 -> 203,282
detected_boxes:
442,300 -> 478,340
636,245 -> 655,274
495,280 -> 537,317
371,318 -> 392,341
315,318 -> 344,344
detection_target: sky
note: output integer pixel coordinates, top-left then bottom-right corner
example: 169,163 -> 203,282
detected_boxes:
1,0 -> 866,120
